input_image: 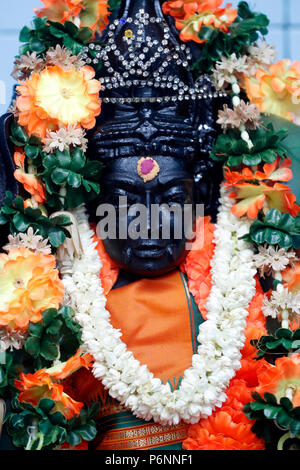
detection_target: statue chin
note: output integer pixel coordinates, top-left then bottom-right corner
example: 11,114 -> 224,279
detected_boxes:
101,238 -> 189,277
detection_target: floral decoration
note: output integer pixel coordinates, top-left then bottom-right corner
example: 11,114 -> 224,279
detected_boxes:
0,247 -> 64,331
16,64 -> 101,139
0,0 -> 299,452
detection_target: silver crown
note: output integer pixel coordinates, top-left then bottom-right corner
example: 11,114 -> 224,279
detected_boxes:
82,9 -> 227,104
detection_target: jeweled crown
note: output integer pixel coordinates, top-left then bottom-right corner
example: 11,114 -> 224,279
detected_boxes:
83,6 -> 227,104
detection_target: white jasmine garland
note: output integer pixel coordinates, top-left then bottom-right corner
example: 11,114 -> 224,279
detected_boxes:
61,187 -> 257,425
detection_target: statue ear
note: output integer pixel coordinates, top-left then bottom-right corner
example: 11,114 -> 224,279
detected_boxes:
193,160 -> 223,223
0,113 -> 18,207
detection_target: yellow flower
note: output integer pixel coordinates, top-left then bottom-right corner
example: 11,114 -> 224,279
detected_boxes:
245,60 -> 300,121
16,65 -> 101,138
0,247 -> 64,331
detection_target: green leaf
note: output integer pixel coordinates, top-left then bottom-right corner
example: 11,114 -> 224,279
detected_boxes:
290,419 -> 300,436
25,144 -> 40,160
19,26 -> 31,42
12,213 -> 30,232
66,431 -> 82,447
42,309 -> 57,327
48,228 -> 67,248
46,319 -> 63,335
25,336 -> 41,357
56,150 -> 72,168
67,172 -> 82,188
39,398 -> 55,414
51,168 -> 69,185
277,408 -> 293,428
40,336 -> 59,361
78,422 -> 97,441
70,148 -> 86,172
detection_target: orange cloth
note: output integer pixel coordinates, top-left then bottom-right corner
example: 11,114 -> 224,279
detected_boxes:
70,270 -> 201,449
107,270 -> 196,387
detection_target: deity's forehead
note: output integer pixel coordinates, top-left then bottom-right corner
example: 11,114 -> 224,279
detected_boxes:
103,156 -> 192,189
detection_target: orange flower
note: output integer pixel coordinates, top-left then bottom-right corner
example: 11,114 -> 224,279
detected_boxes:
242,323 -> 267,360
254,157 -> 293,183
224,158 -> 299,219
180,217 -> 215,319
16,65 -> 101,138
222,379 -> 255,424
35,0 -> 110,34
15,350 -> 93,419
0,247 -> 64,330
173,1 -> 237,44
282,261 -> 300,294
229,182 -> 300,219
245,60 -> 300,121
13,151 -> 46,204
224,158 -> 293,190
15,370 -> 82,419
47,349 -> 94,380
183,410 -> 265,450
162,0 -> 201,19
256,355 -> 300,408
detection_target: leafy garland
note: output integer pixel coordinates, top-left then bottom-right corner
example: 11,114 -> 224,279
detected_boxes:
0,0 -> 299,451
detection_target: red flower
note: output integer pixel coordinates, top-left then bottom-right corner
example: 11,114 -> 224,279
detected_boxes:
183,410 -> 265,450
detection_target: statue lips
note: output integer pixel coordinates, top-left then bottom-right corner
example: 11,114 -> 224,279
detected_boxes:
124,241 -> 171,261
132,245 -> 166,259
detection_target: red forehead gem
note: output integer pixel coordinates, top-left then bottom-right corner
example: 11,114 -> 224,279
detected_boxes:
137,157 -> 160,183
140,158 -> 155,175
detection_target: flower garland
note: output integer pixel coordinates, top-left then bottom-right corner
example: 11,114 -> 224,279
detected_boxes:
61,188 -> 256,425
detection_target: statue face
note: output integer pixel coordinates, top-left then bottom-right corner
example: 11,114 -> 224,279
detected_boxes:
97,156 -> 194,276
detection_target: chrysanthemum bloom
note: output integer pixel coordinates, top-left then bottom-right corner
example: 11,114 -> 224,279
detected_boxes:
173,1 -> 237,44
14,151 -> 46,204
256,355 -> 300,408
35,0 -> 110,34
245,60 -> 300,121
180,217 -> 215,319
16,65 -> 101,138
15,350 -> 93,419
0,247 -> 64,330
183,411 -> 265,450
222,379 -> 255,424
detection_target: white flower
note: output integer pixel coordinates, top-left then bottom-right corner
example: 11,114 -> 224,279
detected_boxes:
248,40 -> 277,67
43,124 -> 88,154
60,189 -> 257,425
3,227 -> 51,254
212,53 -> 250,90
262,286 -> 300,322
0,329 -> 27,352
253,245 -> 297,277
